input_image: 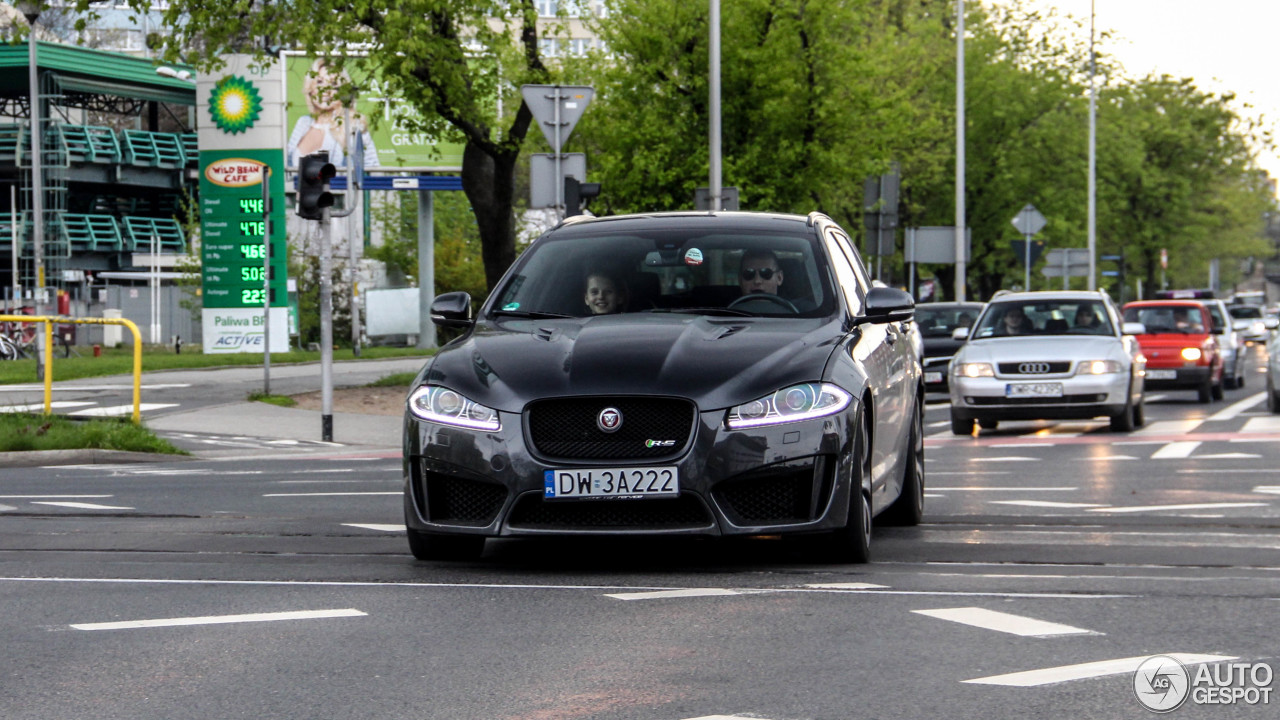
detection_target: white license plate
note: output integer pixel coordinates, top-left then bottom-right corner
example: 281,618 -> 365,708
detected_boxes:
1147,369 -> 1177,380
1005,382 -> 1064,398
544,467 -> 679,500
924,371 -> 944,384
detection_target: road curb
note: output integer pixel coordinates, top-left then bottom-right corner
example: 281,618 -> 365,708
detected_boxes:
0,448 -> 192,468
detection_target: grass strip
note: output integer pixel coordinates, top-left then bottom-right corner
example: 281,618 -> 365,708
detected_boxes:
366,371 -> 417,388
0,413 -> 187,455
247,392 -> 298,407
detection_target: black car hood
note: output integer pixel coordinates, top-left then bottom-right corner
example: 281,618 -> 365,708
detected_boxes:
423,314 -> 846,412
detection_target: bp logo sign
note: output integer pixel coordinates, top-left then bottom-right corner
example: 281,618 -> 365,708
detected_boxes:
208,76 -> 263,134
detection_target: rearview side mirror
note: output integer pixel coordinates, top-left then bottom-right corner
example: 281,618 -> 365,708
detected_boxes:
951,326 -> 970,341
430,291 -> 473,328
1122,321 -> 1145,335
863,286 -> 915,324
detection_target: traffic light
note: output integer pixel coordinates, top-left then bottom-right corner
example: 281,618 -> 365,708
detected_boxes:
564,176 -> 601,217
297,152 -> 336,220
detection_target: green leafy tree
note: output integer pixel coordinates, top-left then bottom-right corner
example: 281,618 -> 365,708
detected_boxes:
366,191 -> 488,301
70,0 -> 564,292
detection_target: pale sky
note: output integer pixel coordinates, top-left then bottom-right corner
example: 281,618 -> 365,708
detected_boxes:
1019,0 -> 1280,184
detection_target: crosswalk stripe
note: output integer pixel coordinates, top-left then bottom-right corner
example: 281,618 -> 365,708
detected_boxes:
1135,420 -> 1203,435
963,653 -> 1236,687
913,607 -> 1096,637
1089,502 -> 1268,514
606,588 -> 742,601
1241,416 -> 1280,433
69,403 -> 179,417
1151,441 -> 1200,459
1207,392 -> 1266,421
0,401 -> 96,413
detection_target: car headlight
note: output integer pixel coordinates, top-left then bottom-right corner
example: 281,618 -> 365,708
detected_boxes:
953,362 -> 995,378
1180,347 -> 1202,362
1075,360 -> 1123,375
726,383 -> 851,429
407,386 -> 501,431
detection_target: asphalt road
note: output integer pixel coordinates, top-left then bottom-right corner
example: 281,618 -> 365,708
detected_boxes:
1,347 -> 1278,719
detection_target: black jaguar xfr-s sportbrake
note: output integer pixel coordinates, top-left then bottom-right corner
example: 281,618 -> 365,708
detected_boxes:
403,211 -> 924,563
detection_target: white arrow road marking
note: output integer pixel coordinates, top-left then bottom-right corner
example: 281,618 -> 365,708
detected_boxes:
0,401 -> 96,413
929,486 -> 1077,492
31,501 -> 134,510
989,500 -> 1107,509
606,588 -> 743,601
1136,420 -> 1202,435
913,607 -> 1096,637
805,583 -> 888,590
70,403 -> 180,417
963,653 -> 1237,687
1254,486 -> 1280,495
262,492 -> 400,497
1151,442 -> 1200,459
342,523 -> 404,532
71,608 -> 367,631
1089,502 -> 1268,514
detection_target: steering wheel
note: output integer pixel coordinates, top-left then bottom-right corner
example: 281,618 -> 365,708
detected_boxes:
727,292 -> 799,314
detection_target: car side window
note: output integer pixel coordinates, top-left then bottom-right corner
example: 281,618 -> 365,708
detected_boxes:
823,230 -> 865,315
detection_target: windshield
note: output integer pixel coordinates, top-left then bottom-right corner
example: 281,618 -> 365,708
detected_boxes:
972,300 -> 1114,338
1122,304 -> 1207,333
1228,305 -> 1263,319
915,305 -> 981,338
490,227 -> 837,318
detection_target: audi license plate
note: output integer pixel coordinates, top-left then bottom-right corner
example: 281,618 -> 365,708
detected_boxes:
544,467 -> 679,500
924,371 -> 944,384
1006,382 -> 1064,398
1146,369 -> 1177,380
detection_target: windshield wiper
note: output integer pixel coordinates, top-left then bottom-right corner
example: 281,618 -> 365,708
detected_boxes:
648,307 -> 756,317
489,309 -> 575,320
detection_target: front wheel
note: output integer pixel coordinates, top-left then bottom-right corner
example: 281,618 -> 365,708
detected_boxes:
825,412 -> 872,563
1269,374 -> 1280,414
881,399 -> 924,526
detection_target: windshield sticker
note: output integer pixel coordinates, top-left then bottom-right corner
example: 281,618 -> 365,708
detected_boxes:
684,248 -> 704,267
502,302 -> 520,311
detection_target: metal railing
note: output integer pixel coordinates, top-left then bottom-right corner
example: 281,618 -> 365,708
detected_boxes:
0,314 -> 143,423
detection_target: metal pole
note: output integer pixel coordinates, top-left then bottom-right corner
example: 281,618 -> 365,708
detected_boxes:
320,205 -> 334,442
1087,0 -> 1097,291
347,111 -> 361,357
27,29 -> 46,378
553,86 -> 563,220
151,233 -> 160,344
709,0 -> 722,211
416,189 -> 436,350
262,166 -> 271,395
954,0 -> 966,302
9,184 -> 17,311
1023,231 -> 1031,291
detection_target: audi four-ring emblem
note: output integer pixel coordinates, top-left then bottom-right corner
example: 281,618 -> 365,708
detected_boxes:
1018,362 -> 1051,374
597,407 -> 623,433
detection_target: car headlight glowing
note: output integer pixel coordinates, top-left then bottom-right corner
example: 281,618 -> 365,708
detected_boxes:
726,383 -> 851,429
407,385 -> 501,431
954,362 -> 995,378
1076,360 -> 1122,375
1181,347 -> 1202,362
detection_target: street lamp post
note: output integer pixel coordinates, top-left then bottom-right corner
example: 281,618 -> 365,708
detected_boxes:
955,0 -> 966,302
18,1 -> 45,378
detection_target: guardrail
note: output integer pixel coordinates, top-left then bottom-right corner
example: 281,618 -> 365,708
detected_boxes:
0,314 -> 143,423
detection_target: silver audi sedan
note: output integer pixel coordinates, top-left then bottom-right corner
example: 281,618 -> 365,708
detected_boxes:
948,290 -> 1147,433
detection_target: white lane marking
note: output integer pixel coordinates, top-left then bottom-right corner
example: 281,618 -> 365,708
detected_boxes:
927,420 -> 952,428
70,403 -> 180,417
1254,486 -> 1280,495
31,501 -> 134,510
0,504 -> 15,511
263,492 -> 400,497
923,493 -> 947,498
1144,394 -> 1168,402
606,588 -> 743,601
0,495 -> 112,498
1208,392 -> 1266,421
1241,415 -> 1280,433
0,401 -> 97,413
805,582 -> 888,590
71,608 -> 367,631
1151,441 -> 1200,459
989,443 -> 1054,448
685,716 -> 770,720
1089,502 -> 1268,514
963,653 -> 1237,687
342,523 -> 404,532
989,500 -> 1106,509
915,528 -> 1280,550
929,471 -> 1013,476
1090,455 -> 1137,460
970,456 -> 1039,462
1195,453 -> 1262,459
929,486 -> 1077,492
913,607 -> 1096,637
1136,420 -> 1203,436
0,383 -> 191,392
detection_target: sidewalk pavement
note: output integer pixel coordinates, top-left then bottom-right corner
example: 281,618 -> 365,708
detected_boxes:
146,400 -> 404,449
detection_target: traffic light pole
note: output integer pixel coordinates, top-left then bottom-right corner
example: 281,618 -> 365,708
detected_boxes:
319,202 -> 333,442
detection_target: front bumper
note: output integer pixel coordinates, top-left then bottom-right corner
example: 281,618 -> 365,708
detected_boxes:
1142,364 -> 1212,390
948,371 -> 1131,421
403,405 -> 857,539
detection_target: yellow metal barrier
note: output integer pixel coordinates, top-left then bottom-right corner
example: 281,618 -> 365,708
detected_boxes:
0,314 -> 144,423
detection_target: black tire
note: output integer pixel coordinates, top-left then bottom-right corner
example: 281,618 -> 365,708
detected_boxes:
826,412 -> 872,563
1110,396 -> 1136,432
977,418 -> 999,430
1133,393 -> 1146,428
1211,374 -> 1224,401
950,411 -> 973,435
1198,378 -> 1212,404
881,399 -> 924,527
1236,360 -> 1246,389
407,528 -> 485,561
1269,375 -> 1280,414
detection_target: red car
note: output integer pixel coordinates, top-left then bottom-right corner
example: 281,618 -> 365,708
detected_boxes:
1121,300 -> 1224,403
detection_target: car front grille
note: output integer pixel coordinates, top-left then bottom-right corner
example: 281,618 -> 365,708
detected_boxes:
506,493 -> 713,530
527,397 -> 696,461
966,394 -> 1106,406
713,458 -> 831,525
997,362 -> 1072,375
420,466 -> 507,525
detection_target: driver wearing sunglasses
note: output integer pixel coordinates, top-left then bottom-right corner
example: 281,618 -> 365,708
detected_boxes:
739,249 -> 784,296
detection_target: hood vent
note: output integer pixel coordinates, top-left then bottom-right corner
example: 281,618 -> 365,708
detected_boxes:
534,327 -> 557,342
709,324 -> 749,340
